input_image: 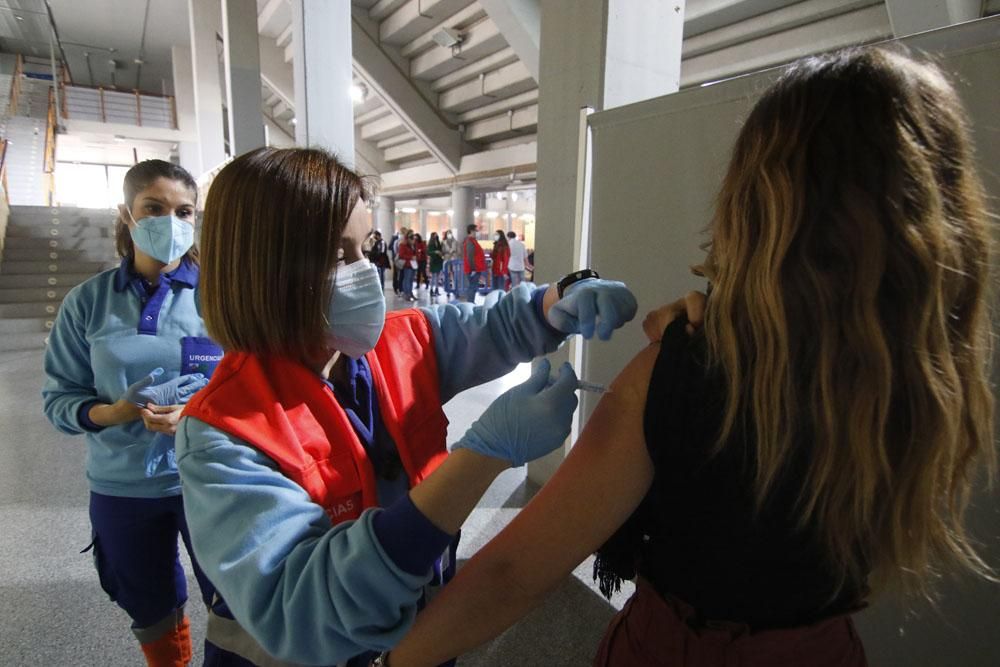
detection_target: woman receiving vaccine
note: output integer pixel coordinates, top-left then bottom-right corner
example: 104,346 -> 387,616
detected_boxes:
43,160 -> 219,666
175,147 -> 638,666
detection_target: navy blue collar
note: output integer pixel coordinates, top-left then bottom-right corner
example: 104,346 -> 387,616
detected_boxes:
114,257 -> 199,293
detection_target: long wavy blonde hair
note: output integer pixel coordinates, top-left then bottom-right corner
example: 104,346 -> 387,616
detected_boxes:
704,47 -> 995,597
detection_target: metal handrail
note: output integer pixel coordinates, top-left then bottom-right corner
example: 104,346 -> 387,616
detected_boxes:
43,87 -> 57,205
59,81 -> 178,129
7,54 -> 23,117
0,139 -> 9,206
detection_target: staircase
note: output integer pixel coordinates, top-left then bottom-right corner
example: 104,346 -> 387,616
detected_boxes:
0,205 -> 119,353
2,116 -> 48,206
1,56 -> 58,207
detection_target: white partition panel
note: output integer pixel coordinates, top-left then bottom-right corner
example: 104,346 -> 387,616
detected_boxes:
583,16 -> 1000,667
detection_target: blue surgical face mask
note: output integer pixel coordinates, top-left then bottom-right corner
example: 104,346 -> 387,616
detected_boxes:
130,214 -> 194,264
326,260 -> 386,359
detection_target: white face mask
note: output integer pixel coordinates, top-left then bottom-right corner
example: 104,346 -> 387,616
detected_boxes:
325,260 -> 386,359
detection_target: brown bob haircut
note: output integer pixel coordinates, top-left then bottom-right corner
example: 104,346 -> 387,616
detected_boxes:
200,147 -> 368,365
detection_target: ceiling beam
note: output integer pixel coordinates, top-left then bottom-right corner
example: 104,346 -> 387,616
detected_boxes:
438,60 -> 534,112
409,17 -> 507,80
351,12 -> 463,172
384,139 -> 432,163
464,104 -> 537,141
379,0 -> 478,45
430,47 -> 520,92
259,35 -> 294,109
884,0 -> 981,36
456,88 -> 537,123
477,0 -> 540,81
355,127 -> 392,176
681,3 -> 890,87
400,3 -> 487,58
258,0 -> 288,36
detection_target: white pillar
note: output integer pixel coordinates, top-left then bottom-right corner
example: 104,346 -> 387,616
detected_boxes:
188,0 -> 227,174
222,0 -> 265,155
170,45 -> 200,176
452,186 -> 475,237
604,0 -> 685,109
531,0 -> 684,485
418,209 -> 428,238
291,0 -> 354,162
375,196 -> 395,238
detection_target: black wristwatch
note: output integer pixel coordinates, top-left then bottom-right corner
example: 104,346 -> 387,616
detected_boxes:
556,269 -> 599,298
371,651 -> 391,666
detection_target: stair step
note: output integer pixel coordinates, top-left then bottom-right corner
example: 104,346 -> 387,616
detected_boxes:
2,246 -> 117,263
0,318 -> 52,334
0,260 -> 107,275
8,213 -> 113,226
8,215 -> 115,228
0,301 -> 65,318
0,286 -> 73,303
0,331 -> 49,352
9,210 -> 116,223
3,236 -> 117,251
3,247 -> 87,261
5,225 -> 115,240
0,273 -> 96,289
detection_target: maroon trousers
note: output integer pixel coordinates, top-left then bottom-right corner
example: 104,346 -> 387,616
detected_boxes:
594,580 -> 868,667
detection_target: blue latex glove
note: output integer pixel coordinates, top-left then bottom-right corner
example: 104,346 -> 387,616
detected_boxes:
454,358 -> 579,467
547,278 -> 638,340
123,368 -> 208,407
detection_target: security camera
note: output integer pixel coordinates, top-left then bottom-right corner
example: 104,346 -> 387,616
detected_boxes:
432,27 -> 464,48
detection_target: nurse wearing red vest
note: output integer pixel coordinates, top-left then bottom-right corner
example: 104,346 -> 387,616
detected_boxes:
175,148 -> 638,667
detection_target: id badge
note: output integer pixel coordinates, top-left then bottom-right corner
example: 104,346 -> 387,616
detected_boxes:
180,336 -> 224,377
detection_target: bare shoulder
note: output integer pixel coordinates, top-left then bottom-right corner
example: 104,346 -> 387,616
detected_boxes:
605,342 -> 662,411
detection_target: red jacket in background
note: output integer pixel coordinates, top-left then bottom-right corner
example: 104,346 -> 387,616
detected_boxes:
491,243 -> 510,276
398,242 -> 416,264
463,236 -> 486,273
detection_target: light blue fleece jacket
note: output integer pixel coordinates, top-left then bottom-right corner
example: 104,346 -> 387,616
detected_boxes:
175,284 -> 566,665
42,260 -> 213,498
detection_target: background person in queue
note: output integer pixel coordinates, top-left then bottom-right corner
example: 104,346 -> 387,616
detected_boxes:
42,160 -> 219,666
383,46 -> 996,667
174,147 -> 638,666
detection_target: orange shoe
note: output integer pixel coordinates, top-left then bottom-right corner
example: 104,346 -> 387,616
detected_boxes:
139,614 -> 192,667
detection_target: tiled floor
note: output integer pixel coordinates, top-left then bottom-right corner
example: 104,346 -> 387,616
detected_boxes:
0,284 -> 628,666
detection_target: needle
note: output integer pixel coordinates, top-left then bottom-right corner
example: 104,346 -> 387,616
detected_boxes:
576,380 -> 608,394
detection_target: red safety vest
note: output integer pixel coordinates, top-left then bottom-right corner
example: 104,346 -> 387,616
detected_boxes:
463,237 -> 487,273
183,310 -> 449,524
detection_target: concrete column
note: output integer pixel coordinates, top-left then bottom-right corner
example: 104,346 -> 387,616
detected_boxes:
375,196 -> 395,238
222,0 -> 265,155
530,0 -> 684,484
452,186 -> 475,237
604,0 -> 685,109
188,0 -> 227,174
291,0 -> 354,162
170,45 -> 200,176
418,209 -> 428,238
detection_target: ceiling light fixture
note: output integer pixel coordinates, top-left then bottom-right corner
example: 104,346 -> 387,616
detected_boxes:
350,84 -> 368,105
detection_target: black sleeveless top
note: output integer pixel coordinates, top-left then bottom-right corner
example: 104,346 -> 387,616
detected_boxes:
594,319 -> 864,630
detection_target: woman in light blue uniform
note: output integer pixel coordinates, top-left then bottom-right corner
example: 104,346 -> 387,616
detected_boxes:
174,147 -> 639,667
42,160 -> 221,666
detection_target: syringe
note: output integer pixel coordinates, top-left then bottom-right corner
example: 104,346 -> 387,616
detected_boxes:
576,380 -> 608,394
